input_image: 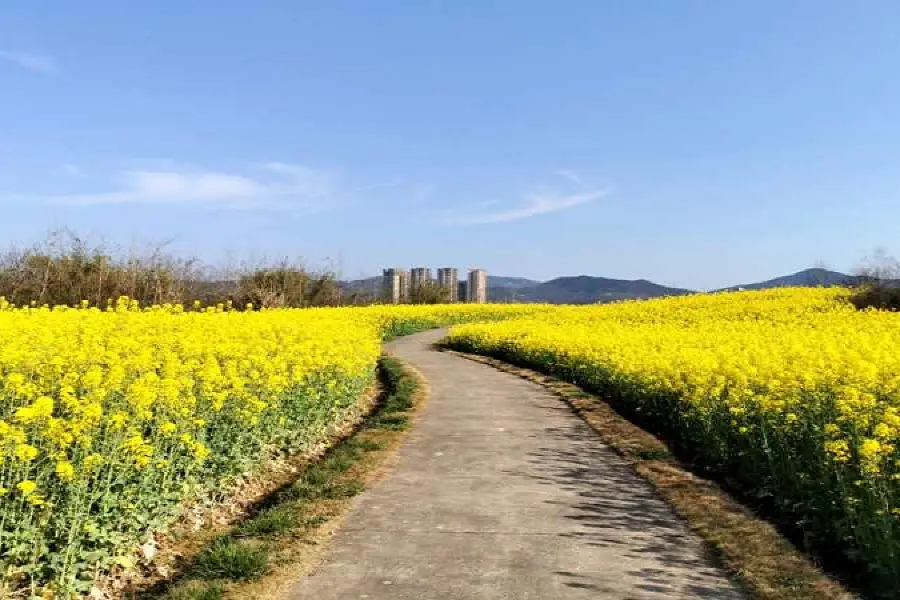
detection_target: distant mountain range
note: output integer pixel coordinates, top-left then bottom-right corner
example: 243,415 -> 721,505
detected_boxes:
715,268 -> 860,292
487,276 -> 690,303
487,276 -> 541,289
341,267 -> 863,304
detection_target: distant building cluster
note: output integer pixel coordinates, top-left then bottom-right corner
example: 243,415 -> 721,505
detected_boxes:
382,267 -> 487,304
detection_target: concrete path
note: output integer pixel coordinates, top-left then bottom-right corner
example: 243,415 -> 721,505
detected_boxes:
288,330 -> 745,599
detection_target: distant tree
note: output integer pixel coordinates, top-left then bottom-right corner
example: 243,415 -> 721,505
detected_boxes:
0,230 -> 373,309
303,272 -> 343,306
232,262 -> 346,308
407,280 -> 451,304
0,229 -> 199,307
855,248 -> 900,284
850,248 -> 900,311
234,263 -> 308,308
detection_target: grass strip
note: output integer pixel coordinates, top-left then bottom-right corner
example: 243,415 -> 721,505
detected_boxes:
443,348 -> 858,600
147,355 -> 424,600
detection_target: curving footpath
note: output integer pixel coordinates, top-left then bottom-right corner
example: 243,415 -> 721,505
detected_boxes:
288,330 -> 745,599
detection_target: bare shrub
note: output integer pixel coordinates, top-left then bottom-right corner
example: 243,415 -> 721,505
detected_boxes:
0,229 -> 200,307
0,230 -> 349,309
850,248 -> 900,311
407,280 -> 451,304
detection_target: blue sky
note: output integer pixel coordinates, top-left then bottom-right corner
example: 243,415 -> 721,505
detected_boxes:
2,1 -> 899,290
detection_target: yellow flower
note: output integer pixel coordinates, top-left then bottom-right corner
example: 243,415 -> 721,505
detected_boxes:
55,460 -> 75,481
13,396 -> 54,424
874,422 -> 893,439
14,444 -> 39,462
860,438 -> 882,460
109,411 -> 128,430
82,453 -> 105,472
17,480 -> 37,496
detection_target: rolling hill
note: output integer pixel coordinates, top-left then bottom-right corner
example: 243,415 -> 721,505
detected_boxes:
490,275 -> 692,303
487,276 -> 542,289
718,268 -> 859,292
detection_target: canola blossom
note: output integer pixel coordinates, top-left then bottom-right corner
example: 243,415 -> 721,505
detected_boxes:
0,299 -> 541,595
446,288 -> 900,594
6,289 -> 897,596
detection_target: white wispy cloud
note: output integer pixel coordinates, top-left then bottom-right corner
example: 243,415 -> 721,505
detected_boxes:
261,162 -> 406,196
554,169 -> 583,185
0,51 -> 58,75
442,171 -> 610,225
33,163 -> 335,210
444,191 -> 607,225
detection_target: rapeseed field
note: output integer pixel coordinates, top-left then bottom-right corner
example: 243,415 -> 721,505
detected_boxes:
5,289 -> 898,596
446,288 -> 900,594
0,299 -> 539,596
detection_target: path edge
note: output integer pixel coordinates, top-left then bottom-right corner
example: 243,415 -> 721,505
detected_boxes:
141,355 -> 429,600
250,354 -> 431,600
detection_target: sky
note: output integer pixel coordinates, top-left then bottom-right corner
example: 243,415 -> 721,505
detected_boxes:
2,1 -> 899,290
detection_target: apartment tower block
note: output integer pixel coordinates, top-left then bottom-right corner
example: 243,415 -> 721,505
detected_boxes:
467,268 -> 488,303
409,267 -> 432,289
437,268 -> 459,302
381,268 -> 409,304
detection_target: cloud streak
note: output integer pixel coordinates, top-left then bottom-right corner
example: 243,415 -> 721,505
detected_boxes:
34,163 -> 335,210
442,170 -> 610,225
0,51 -> 58,74
444,191 -> 607,224
554,169 -> 583,185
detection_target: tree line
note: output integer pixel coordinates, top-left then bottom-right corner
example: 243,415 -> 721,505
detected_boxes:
0,230 -> 365,309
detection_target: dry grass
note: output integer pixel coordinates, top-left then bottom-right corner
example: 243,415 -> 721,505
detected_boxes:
445,349 -> 858,600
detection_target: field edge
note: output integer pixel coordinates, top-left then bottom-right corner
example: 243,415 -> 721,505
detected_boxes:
134,355 -> 428,600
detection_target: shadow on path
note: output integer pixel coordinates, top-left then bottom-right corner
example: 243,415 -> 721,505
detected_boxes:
510,419 -> 740,599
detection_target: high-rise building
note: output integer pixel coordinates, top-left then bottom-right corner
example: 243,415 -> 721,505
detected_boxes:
409,267 -> 432,289
381,268 -> 400,304
382,268 -> 409,304
398,270 -> 409,301
437,267 -> 459,302
457,281 -> 468,303
467,268 -> 488,303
